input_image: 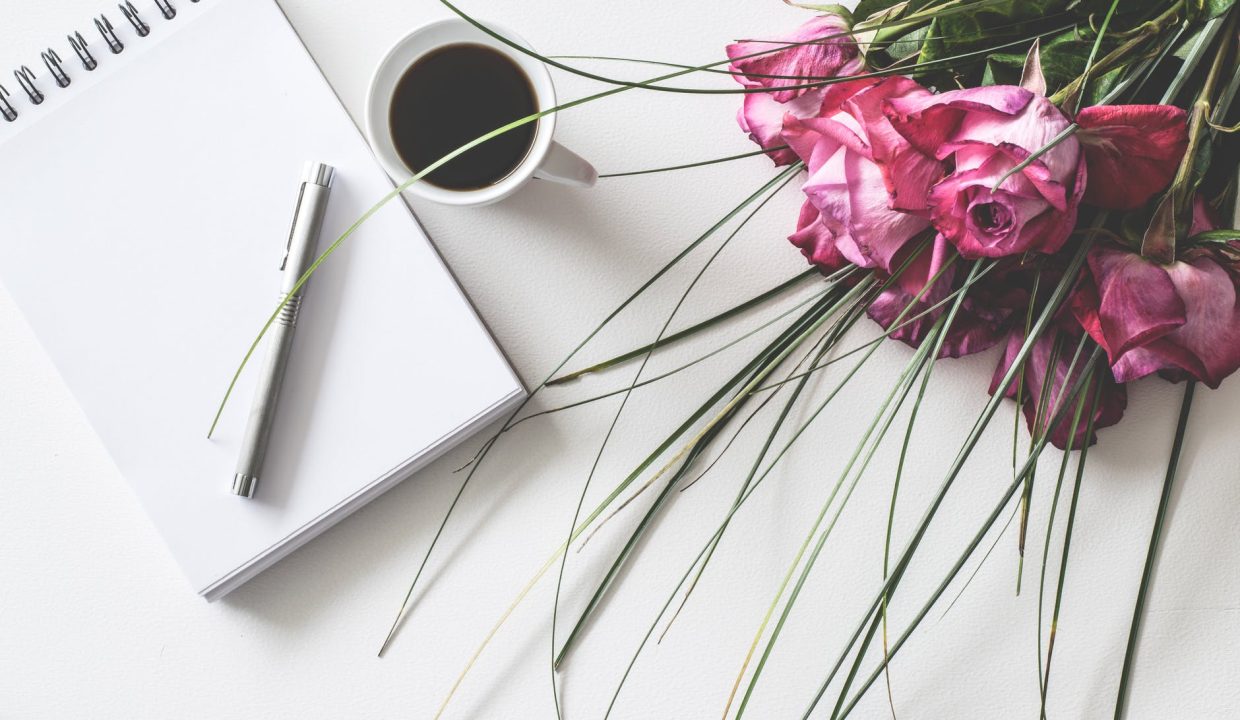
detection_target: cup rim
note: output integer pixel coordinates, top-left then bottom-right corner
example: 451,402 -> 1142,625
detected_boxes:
364,18 -> 556,207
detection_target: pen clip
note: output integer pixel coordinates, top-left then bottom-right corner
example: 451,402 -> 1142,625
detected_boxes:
281,182 -> 308,271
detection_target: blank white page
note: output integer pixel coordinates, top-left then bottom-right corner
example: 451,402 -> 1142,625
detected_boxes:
0,0 -> 523,597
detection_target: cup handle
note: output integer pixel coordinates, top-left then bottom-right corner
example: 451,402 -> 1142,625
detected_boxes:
533,141 -> 597,188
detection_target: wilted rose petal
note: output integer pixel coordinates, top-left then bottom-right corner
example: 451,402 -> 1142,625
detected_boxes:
1076,104 -> 1189,210
1190,193 -> 1223,236
839,76 -> 942,213
989,327 -> 1127,449
1078,230 -> 1240,388
1086,246 -> 1186,360
884,86 -> 1038,157
726,14 -> 864,103
1110,255 -> 1240,388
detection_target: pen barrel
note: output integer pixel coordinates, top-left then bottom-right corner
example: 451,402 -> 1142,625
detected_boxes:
232,311 -> 299,496
232,171 -> 333,498
281,182 -> 332,295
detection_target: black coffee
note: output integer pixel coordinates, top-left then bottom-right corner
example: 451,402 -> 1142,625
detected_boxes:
389,43 -> 538,190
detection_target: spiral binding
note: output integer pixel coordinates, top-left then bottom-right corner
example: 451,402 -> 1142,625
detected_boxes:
3,1 -> 192,123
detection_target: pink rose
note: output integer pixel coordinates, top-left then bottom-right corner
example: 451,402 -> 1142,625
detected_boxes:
884,86 -> 1086,259
1071,202 -> 1240,388
782,77 -> 942,275
728,14 -> 864,165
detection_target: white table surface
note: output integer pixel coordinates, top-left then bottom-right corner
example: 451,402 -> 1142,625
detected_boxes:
3,1 -> 1238,718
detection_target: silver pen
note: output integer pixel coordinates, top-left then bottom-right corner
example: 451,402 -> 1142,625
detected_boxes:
232,162 -> 336,498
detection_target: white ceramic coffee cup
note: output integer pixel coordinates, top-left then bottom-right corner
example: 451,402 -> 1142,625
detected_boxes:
364,18 -> 596,207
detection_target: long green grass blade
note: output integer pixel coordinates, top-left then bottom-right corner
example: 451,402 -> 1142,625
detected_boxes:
828,263 -> 986,719
1035,369 -> 1091,706
1072,0 -> 1121,114
549,166 -> 803,714
549,269 -> 817,385
598,147 -> 791,178
442,0 -> 1072,95
555,282 -> 854,669
736,316 -> 943,719
829,349 -> 1104,720
658,331 -> 842,641
841,306 -> 967,716
1041,382 -> 1103,719
378,166 -> 802,660
513,280 -> 847,429
731,256 -> 982,718
838,331 -> 1086,720
799,235 -> 1095,714
1114,381 -> 1196,720
660,285 -> 883,630
604,286 -> 891,717
752,259 -> 1010,393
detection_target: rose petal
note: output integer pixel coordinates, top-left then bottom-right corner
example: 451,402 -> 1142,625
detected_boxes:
840,77 -> 941,212
1111,255 -> 1240,388
883,86 -> 1035,158
1087,246 -> 1186,361
726,14 -> 863,102
842,151 -> 934,271
1190,193 -> 1222,236
867,235 -> 954,348
949,92 -> 1077,183
738,90 -> 825,165
789,200 -> 849,273
792,116 -> 931,272
784,112 -> 870,169
928,151 -> 1076,258
867,235 -> 1010,358
1076,104 -> 1189,210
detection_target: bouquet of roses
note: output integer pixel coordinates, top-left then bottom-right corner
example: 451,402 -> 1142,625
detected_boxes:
216,0 -> 1239,716
735,2 -> 1237,453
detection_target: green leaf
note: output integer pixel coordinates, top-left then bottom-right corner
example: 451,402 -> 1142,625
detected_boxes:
1205,0 -> 1238,18
783,1 -> 855,23
854,0 -> 907,21
884,24 -> 930,61
916,0 -> 1069,85
547,270 -> 817,384
1189,0 -> 1238,20
1078,0 -> 1164,15
985,27 -> 1122,99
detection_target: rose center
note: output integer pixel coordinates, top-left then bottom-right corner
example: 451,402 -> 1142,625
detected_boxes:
970,202 -> 1012,233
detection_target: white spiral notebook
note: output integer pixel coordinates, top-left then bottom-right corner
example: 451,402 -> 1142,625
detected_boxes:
0,0 -> 525,600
